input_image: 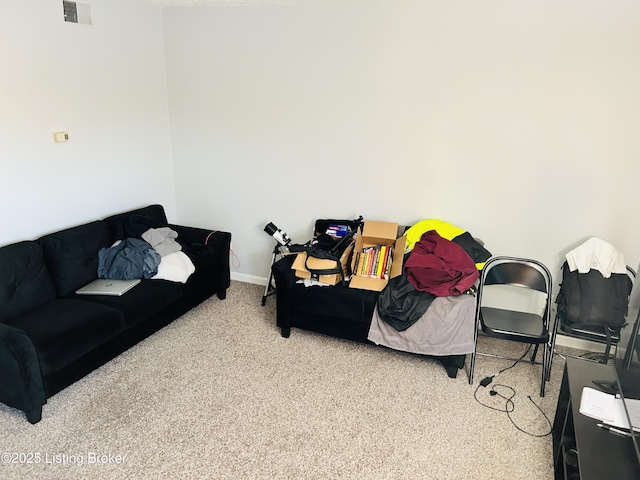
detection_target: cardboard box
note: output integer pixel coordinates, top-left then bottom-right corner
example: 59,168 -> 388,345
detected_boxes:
292,242 -> 355,286
349,220 -> 406,291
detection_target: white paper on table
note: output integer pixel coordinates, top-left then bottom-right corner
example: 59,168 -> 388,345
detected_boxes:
579,387 -> 616,422
605,397 -> 640,432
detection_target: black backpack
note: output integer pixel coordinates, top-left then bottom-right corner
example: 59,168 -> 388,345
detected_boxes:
555,261 -> 632,330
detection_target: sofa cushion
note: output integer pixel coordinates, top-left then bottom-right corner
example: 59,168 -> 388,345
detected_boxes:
103,204 -> 168,242
72,279 -> 183,328
4,299 -> 125,376
39,221 -> 111,297
0,242 -> 57,322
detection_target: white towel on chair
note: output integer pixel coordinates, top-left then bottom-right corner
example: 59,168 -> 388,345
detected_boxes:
565,237 -> 626,278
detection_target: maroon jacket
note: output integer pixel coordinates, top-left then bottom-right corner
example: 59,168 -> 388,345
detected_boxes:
403,230 -> 478,296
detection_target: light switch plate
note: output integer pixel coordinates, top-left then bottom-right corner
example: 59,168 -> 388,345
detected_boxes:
53,131 -> 69,143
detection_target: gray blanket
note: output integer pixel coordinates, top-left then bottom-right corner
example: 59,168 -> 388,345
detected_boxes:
367,281 -> 477,356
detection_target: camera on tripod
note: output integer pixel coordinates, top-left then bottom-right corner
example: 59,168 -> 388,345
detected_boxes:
264,222 -> 292,249
262,222 -> 299,306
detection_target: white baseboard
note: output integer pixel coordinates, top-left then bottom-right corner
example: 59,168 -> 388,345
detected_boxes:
231,272 -> 267,285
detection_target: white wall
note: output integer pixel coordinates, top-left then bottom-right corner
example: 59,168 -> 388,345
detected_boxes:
3,1 -> 639,291
163,0 -> 640,286
0,0 -> 175,245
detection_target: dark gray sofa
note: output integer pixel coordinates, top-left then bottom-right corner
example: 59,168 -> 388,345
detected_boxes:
0,204 -> 231,424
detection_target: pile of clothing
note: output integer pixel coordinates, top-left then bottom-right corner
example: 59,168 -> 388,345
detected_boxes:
368,219 -> 491,356
98,216 -> 196,283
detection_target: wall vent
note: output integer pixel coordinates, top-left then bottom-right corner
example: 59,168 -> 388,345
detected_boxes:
63,1 -> 92,26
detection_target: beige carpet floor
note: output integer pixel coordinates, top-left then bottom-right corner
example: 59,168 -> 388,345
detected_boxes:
1,281 -> 578,479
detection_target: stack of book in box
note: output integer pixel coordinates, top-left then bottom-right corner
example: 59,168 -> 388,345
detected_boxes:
353,245 -> 393,280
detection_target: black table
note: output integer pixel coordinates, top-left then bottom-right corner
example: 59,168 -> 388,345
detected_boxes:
552,357 -> 640,479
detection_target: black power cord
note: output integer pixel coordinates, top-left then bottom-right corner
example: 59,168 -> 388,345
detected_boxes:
474,345 -> 552,437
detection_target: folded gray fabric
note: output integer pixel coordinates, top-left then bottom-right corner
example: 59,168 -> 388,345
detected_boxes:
142,227 -> 182,257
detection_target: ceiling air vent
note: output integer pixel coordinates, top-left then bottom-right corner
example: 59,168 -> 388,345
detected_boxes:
63,1 -> 92,26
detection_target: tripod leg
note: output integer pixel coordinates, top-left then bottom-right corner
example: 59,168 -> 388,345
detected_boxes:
261,268 -> 274,306
261,245 -> 279,306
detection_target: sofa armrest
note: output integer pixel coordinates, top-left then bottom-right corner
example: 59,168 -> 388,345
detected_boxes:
271,255 -> 298,337
169,225 -> 232,298
0,323 -> 46,423
168,224 -> 226,248
272,254 -> 298,290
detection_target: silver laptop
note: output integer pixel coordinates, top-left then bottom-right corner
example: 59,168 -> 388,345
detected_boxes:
76,279 -> 141,296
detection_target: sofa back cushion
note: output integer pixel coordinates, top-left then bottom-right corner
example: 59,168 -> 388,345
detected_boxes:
39,221 -> 111,297
103,204 -> 168,242
0,241 -> 57,322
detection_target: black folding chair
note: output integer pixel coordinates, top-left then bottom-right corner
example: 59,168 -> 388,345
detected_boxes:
469,256 -> 555,397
